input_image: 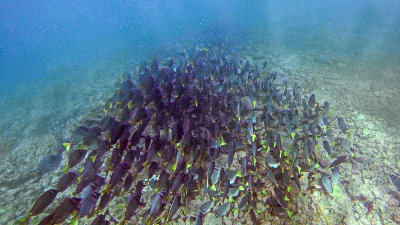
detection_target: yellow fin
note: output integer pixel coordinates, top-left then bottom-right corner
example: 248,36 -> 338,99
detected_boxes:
62,143 -> 71,152
78,167 -> 85,173
70,217 -> 80,225
90,156 -> 96,163
210,184 -> 217,191
171,162 -> 177,172
63,165 -> 70,173
128,101 -> 133,110
220,136 -> 227,146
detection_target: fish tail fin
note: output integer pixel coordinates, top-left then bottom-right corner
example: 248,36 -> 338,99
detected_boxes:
104,185 -> 111,195
63,165 -> 70,173
16,214 -> 31,225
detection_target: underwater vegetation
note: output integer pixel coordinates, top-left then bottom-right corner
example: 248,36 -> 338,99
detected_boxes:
19,40 -> 354,225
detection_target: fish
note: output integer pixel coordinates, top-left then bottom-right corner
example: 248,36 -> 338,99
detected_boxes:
111,123 -> 128,145
48,197 -> 81,224
158,170 -> 170,190
91,214 -> 106,225
109,163 -> 130,188
266,169 -> 278,187
123,174 -> 134,192
131,130 -> 143,146
330,155 -> 347,167
215,203 -> 230,217
65,149 -> 87,172
102,116 -> 117,132
274,188 -> 288,209
120,79 -> 135,92
149,192 -> 166,219
122,149 -> 136,166
293,169 -> 301,189
17,42 -> 356,225
321,174 -> 333,193
250,208 -> 258,225
28,189 -> 59,218
167,195 -> 181,220
390,175 -> 400,190
79,191 -> 100,217
135,180 -> 145,195
323,101 -> 330,115
194,212 -> 204,225
57,171 -> 79,192
241,156 -> 248,176
97,192 -> 111,211
200,200 -> 214,214
211,167 -> 221,185
181,130 -> 192,151
323,140 -> 331,155
266,156 -> 279,168
133,108 -> 148,124
337,117 -> 349,133
340,138 -> 352,153
227,147 -> 235,167
171,173 -> 185,193
308,94 -> 316,108
226,169 -> 237,185
38,214 -> 53,225
123,193 -> 145,222
74,174 -> 98,195
227,187 -> 240,197
36,152 -> 62,176
331,167 -> 340,186
148,162 -> 159,179
238,193 -> 249,210
283,170 -> 290,186
70,126 -> 90,144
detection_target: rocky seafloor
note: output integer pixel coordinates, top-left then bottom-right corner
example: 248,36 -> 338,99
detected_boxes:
0,40 -> 399,225
246,41 -> 400,224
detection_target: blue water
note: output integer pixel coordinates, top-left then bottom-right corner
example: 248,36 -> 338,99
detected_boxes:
2,1 -> 399,91
1,0 -> 400,224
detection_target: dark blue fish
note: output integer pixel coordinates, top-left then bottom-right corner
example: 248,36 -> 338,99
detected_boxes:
308,94 -> 316,108
67,149 -> 87,169
97,192 -> 111,211
123,193 -> 145,222
57,171 -> 79,192
390,175 -> 400,190
79,192 -> 100,217
30,189 -> 59,216
36,151 -> 62,175
338,117 -> 349,133
123,174 -> 134,192
330,155 -> 347,167
323,140 -> 331,155
48,197 -> 81,224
